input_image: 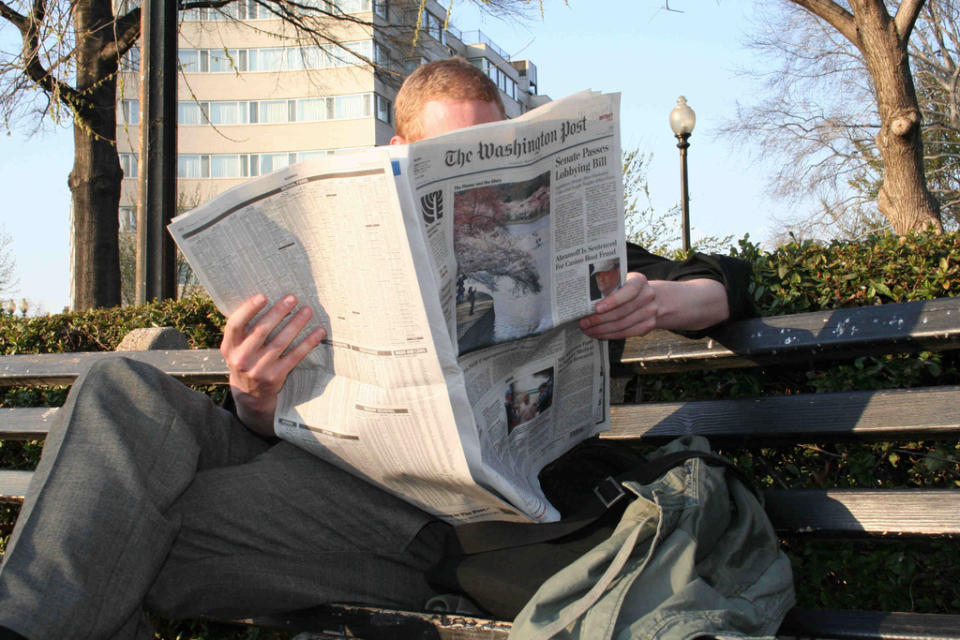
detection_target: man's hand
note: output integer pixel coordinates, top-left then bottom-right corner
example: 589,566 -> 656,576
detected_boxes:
579,272 -> 730,340
221,294 -> 326,436
579,272 -> 658,340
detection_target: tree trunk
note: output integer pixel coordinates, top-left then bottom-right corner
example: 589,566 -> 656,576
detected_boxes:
852,0 -> 943,234
69,0 -> 123,310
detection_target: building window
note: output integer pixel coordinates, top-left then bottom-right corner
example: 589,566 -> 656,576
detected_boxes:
255,48 -> 285,72
376,94 -> 391,124
177,42 -> 374,74
239,0 -> 263,19
259,153 -> 290,174
178,154 -> 206,179
207,49 -> 239,73
178,102 -> 207,125
333,94 -> 371,119
176,149 -> 378,180
374,1 -> 387,18
259,100 -> 289,124
298,150 -> 328,162
297,98 -> 328,122
114,0 -> 140,13
119,206 -> 137,232
425,10 -> 444,44
208,101 -> 246,125
119,153 -> 139,179
176,94 -> 377,126
121,46 -> 140,72
178,49 -> 199,72
211,155 -> 241,178
118,99 -> 139,125
333,0 -> 371,12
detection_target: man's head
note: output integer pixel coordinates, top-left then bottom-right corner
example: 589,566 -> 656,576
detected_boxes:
391,57 -> 506,145
593,259 -> 621,298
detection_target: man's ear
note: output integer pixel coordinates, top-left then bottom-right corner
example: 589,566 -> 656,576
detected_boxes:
390,135 -> 406,145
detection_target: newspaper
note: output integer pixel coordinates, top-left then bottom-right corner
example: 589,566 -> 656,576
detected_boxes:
169,90 -> 625,524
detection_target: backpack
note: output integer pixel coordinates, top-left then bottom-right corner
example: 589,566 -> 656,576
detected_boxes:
428,436 -> 795,639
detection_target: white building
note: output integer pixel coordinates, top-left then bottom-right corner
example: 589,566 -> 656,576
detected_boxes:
116,0 -> 547,231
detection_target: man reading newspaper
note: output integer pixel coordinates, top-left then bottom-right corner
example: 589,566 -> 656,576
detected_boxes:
0,58 -> 750,639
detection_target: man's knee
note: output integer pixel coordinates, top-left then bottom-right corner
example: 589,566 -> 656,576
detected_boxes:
78,356 -> 172,397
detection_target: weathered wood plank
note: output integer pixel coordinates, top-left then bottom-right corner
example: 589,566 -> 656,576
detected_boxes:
0,407 -> 57,439
620,297 -> 960,374
246,605 -> 512,640
0,350 -> 228,387
5,385 -> 959,443
246,605 -> 960,640
764,489 -> 960,535
0,468 -> 954,534
3,298 -> 959,386
606,386 -> 960,442
780,608 -> 960,640
0,470 -> 32,502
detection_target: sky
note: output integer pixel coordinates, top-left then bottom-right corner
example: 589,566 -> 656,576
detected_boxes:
0,0 -> 787,315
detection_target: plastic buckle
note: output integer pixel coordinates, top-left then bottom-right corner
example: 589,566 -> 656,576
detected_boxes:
594,476 -> 625,509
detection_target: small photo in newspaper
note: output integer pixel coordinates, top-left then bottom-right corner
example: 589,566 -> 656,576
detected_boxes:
504,366 -> 555,435
588,258 -> 622,302
454,171 -> 552,355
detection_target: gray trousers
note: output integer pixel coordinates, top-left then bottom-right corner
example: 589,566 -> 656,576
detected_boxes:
0,357 -> 447,639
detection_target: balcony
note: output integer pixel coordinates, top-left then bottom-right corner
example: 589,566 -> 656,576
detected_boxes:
460,30 -> 509,61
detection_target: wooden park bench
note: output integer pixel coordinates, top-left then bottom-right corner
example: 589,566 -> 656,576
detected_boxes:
1,298 -> 959,639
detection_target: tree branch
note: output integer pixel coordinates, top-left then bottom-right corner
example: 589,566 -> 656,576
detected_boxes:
4,0 -> 82,110
99,7 -> 142,65
789,0 -> 859,45
0,0 -> 29,31
894,0 -> 925,42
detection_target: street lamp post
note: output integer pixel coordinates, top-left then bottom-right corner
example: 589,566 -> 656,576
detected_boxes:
669,96 -> 696,252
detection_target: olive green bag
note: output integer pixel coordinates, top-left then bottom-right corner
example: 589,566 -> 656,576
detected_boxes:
430,436 -> 795,640
510,436 -> 795,640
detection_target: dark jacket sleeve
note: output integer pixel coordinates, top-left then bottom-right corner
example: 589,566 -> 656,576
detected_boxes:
626,242 -> 755,325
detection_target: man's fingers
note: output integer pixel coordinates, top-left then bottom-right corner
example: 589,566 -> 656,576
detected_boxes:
262,305 -> 315,358
582,305 -> 656,339
223,293 -> 269,347
245,294 -> 299,345
276,326 -> 327,376
594,272 -> 646,314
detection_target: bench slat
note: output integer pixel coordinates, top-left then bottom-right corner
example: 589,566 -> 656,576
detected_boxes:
0,407 -> 58,439
607,385 -> 960,442
0,470 -> 32,502
0,350 -> 228,387
620,297 -> 960,374
248,604 -> 960,640
764,489 -> 960,535
249,605 -> 512,639
780,607 -> 960,640
5,386 -> 959,443
0,467 -> 955,534
2,298 -> 959,387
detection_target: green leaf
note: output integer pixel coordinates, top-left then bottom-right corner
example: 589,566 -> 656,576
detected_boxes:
871,281 -> 894,298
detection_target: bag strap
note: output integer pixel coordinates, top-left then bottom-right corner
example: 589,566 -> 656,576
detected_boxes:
449,450 -> 752,555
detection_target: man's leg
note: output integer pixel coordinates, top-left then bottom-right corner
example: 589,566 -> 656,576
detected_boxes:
0,357 -> 272,639
146,441 -> 448,621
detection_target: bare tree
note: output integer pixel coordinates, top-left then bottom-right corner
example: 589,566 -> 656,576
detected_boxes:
909,0 -> 960,219
726,0 -> 943,238
0,0 -> 533,310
